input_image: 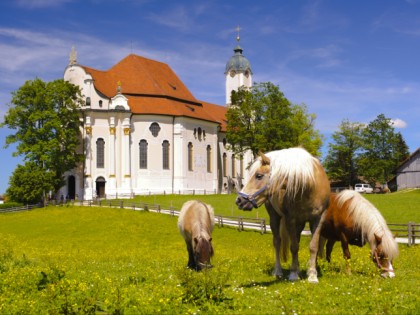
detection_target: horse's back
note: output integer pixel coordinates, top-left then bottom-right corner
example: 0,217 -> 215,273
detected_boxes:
178,200 -> 214,240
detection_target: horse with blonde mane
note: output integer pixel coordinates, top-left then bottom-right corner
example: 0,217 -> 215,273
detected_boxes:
178,200 -> 215,271
236,147 -> 330,283
319,190 -> 399,278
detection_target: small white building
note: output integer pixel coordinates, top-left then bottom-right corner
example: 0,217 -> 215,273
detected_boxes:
62,39 -> 253,200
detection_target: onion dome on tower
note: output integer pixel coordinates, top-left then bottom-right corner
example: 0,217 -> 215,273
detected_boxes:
225,28 -> 253,105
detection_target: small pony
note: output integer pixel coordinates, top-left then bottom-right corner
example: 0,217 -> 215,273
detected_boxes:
236,148 -> 330,283
319,190 -> 399,278
178,200 -> 215,271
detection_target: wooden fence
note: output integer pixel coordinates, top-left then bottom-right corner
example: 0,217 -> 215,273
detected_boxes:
0,204 -> 43,213
388,222 -> 420,246
1,200 -> 419,246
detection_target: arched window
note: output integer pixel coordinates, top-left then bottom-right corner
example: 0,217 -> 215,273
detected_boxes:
139,140 -> 148,169
223,153 -> 227,177
162,140 -> 170,170
188,142 -> 193,171
96,138 -> 105,168
232,154 -> 236,178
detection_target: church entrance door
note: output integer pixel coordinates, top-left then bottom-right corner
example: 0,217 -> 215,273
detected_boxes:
96,177 -> 106,198
68,176 -> 76,199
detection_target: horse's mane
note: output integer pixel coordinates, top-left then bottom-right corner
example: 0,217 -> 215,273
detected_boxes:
336,190 -> 399,259
251,148 -> 318,199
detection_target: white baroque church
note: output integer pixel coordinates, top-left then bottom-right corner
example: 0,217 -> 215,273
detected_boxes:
62,39 -> 253,200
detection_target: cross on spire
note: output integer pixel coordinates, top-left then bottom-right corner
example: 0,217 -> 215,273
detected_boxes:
236,25 -> 241,42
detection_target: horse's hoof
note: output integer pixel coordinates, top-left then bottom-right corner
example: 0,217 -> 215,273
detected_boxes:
381,271 -> 395,278
288,272 -> 299,282
273,269 -> 283,279
307,274 -> 319,284
274,274 -> 283,280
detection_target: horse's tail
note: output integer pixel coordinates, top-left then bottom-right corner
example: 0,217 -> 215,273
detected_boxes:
280,217 -> 289,261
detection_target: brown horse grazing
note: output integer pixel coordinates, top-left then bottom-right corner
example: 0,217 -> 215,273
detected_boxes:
178,200 -> 215,271
236,148 -> 330,283
319,190 -> 399,278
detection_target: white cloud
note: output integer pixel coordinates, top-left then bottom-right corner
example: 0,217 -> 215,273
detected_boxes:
391,118 -> 408,128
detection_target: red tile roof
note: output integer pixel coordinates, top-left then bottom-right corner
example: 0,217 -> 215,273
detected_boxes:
81,54 -> 227,131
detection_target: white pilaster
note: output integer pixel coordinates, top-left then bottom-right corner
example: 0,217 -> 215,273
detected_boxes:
173,122 -> 184,191
120,118 -> 132,196
84,117 -> 94,200
107,117 -> 117,198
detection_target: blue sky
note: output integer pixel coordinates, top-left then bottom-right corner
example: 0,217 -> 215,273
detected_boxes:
1,0 -> 419,194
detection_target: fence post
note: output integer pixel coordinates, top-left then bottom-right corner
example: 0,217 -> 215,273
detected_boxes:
408,222 -> 413,246
238,217 -> 243,231
261,219 -> 266,234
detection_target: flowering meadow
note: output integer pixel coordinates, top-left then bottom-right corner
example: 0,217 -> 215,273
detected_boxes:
0,196 -> 419,314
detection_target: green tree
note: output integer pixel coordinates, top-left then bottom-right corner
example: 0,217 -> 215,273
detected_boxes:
392,132 -> 410,171
226,82 -> 323,157
6,162 -> 56,204
357,114 -> 406,185
1,78 -> 84,203
324,119 -> 364,187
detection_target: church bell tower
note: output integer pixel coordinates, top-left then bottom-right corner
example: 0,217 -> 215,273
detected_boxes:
225,28 -> 253,105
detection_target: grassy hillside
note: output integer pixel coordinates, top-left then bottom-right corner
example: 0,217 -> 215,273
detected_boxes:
0,205 -> 419,314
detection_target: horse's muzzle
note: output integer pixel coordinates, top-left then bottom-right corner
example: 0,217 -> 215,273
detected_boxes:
235,195 -> 255,210
236,186 -> 267,210
197,262 -> 213,271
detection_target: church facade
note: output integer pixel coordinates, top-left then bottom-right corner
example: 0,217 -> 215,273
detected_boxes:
62,41 -> 253,200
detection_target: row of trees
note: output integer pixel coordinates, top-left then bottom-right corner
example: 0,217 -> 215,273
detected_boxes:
1,79 -> 410,203
324,115 -> 410,188
224,82 -> 410,189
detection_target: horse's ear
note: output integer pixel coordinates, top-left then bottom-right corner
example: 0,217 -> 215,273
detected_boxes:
374,233 -> 382,245
259,151 -> 270,166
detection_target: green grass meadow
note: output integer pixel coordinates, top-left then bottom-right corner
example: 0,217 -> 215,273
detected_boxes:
129,189 -> 420,223
0,191 -> 419,314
